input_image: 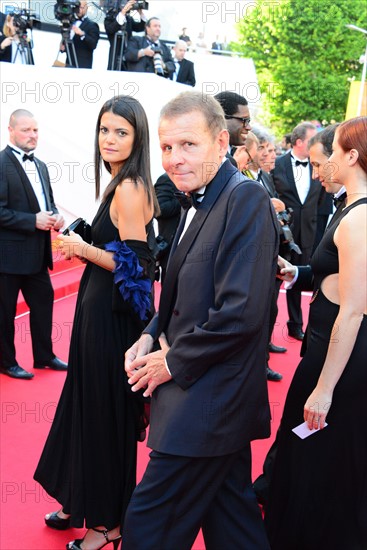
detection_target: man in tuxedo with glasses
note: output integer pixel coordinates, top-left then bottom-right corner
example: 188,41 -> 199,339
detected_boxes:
0,109 -> 67,379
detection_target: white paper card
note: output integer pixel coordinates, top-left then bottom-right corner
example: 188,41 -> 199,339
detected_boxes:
292,421 -> 328,439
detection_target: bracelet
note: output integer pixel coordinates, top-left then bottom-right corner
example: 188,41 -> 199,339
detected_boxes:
139,48 -> 145,56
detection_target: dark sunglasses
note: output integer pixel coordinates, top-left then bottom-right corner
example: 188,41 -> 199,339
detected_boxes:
225,115 -> 251,127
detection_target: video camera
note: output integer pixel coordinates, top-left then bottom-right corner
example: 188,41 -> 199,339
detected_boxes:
277,208 -> 302,257
11,9 -> 39,36
54,0 -> 81,38
102,0 -> 148,14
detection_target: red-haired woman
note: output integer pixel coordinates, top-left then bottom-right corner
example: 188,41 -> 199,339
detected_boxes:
265,117 -> 367,550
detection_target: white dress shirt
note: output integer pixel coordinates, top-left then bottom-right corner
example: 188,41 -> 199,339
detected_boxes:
291,152 -> 310,204
10,144 -> 47,211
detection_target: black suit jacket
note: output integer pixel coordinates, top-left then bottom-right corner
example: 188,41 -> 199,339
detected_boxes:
66,17 -> 100,68
125,35 -> 175,76
144,161 -> 279,457
0,146 -> 58,274
104,12 -> 145,70
259,170 -> 278,199
176,58 -> 196,87
155,173 -> 181,245
272,151 -> 321,264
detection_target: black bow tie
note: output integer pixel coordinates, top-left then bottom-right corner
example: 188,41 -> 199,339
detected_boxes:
174,190 -> 205,210
295,160 -> 308,167
23,153 -> 34,162
333,192 -> 347,208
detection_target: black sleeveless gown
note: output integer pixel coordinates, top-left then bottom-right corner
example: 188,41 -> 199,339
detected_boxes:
265,199 -> 367,550
34,194 -> 155,530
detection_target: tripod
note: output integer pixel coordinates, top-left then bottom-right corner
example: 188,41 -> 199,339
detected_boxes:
13,32 -> 34,64
111,28 -> 127,71
60,26 -> 79,68
63,37 -> 79,68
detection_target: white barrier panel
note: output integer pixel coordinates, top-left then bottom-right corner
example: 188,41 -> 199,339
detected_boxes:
1,31 -> 259,224
0,61 -> 190,223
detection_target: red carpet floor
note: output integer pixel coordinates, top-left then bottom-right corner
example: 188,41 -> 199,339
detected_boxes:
0,272 -> 310,550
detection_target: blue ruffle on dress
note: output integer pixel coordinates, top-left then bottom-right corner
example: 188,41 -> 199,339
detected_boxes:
105,240 -> 152,321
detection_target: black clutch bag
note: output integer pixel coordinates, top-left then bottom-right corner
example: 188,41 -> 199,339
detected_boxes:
63,217 -> 91,244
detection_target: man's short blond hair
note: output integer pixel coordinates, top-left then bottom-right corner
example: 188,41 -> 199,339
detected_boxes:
160,91 -> 226,139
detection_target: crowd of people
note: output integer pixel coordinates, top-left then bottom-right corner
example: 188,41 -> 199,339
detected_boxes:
0,3 -> 211,85
1,5 -> 367,549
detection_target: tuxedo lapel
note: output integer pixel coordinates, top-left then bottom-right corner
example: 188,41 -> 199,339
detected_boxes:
5,147 -> 40,212
157,161 -> 237,335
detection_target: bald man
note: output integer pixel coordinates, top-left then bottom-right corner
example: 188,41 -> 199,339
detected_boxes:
172,40 -> 196,87
0,109 -> 67,379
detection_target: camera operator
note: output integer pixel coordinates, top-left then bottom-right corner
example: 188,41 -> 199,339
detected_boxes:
59,0 -> 99,68
104,0 -> 146,70
0,13 -> 34,64
125,17 -> 175,78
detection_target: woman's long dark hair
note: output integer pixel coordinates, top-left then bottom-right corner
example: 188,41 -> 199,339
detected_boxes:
94,95 -> 159,215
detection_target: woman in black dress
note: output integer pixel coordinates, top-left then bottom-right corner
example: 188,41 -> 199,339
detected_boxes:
265,116 -> 367,550
34,95 -> 159,550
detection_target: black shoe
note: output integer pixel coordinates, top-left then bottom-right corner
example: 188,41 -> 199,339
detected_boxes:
0,365 -> 34,379
288,329 -> 304,341
34,356 -> 68,370
268,342 -> 287,353
266,367 -> 283,382
45,510 -> 71,530
67,527 -> 122,550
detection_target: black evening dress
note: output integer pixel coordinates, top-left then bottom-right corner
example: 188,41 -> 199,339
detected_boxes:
265,198 -> 367,550
34,193 -> 155,530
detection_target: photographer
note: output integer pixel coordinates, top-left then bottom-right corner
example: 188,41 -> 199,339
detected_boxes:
59,0 -> 99,68
0,14 -> 34,64
104,0 -> 146,70
125,17 -> 175,78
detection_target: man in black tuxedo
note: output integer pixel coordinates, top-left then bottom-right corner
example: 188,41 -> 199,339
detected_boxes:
171,40 -> 196,87
61,0 -> 99,68
0,109 -> 67,380
124,17 -> 175,78
272,121 -> 319,341
104,0 -> 146,70
123,91 -> 278,549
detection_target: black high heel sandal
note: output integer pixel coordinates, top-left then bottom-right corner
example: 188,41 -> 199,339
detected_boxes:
45,509 -> 71,530
66,527 -> 122,550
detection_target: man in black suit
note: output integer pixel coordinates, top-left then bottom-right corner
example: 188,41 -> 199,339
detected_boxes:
61,0 -> 99,68
0,109 -> 67,380
272,121 -> 319,341
104,0 -> 146,70
212,35 -> 223,54
124,17 -> 175,78
123,91 -> 278,549
171,40 -> 196,87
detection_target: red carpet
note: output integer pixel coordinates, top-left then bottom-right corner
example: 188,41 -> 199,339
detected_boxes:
1,261 -> 310,549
